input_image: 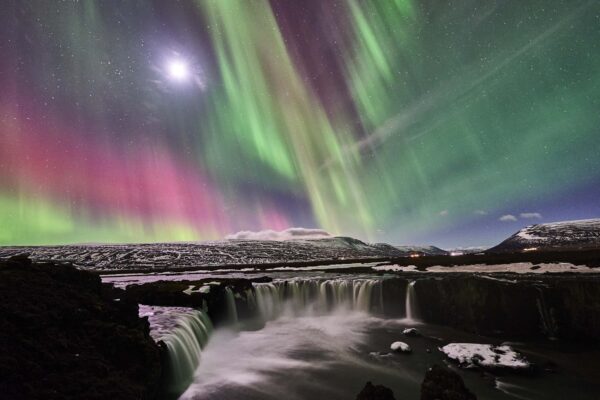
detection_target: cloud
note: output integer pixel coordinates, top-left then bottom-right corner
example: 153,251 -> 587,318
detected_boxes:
499,214 -> 518,222
474,210 -> 488,215
439,210 -> 449,216
226,227 -> 332,241
520,212 -> 542,219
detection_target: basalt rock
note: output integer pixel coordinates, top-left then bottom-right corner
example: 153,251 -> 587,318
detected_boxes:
420,364 -> 476,400
381,277 -> 409,317
550,279 -> 600,340
122,277 -> 269,325
387,274 -> 600,341
356,381 -> 396,400
414,275 -> 541,338
403,328 -> 420,337
0,256 -> 161,400
123,280 -> 212,308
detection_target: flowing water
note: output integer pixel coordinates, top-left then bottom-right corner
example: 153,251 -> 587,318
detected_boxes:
140,276 -> 600,400
251,278 -> 382,320
405,280 -> 419,321
180,312 -> 414,400
139,305 -> 212,397
224,287 -> 239,325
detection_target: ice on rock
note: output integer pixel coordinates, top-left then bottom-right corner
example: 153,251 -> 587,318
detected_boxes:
403,328 -> 420,337
182,281 -> 221,295
440,343 -> 530,371
390,341 -> 412,353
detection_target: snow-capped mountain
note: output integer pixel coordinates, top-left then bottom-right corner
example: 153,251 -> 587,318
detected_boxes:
488,218 -> 600,253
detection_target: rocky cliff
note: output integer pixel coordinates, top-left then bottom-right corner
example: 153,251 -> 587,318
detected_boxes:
0,256 -> 162,400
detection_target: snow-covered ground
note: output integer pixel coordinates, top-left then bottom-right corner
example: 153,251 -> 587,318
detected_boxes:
372,265 -> 419,272
0,239 -> 407,271
373,262 -> 596,274
427,262 -> 595,274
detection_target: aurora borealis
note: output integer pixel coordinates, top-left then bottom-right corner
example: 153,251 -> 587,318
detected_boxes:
1,0 -> 599,246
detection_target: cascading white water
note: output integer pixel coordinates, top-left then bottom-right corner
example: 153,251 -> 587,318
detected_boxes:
139,305 -> 213,397
252,278 -> 381,320
224,287 -> 239,325
143,279 -> 382,397
163,311 -> 212,396
405,281 -> 419,321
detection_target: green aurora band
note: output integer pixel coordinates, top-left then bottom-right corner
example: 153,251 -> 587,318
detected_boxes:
0,0 -> 599,245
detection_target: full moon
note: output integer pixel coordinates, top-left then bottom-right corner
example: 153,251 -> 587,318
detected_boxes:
167,59 -> 189,81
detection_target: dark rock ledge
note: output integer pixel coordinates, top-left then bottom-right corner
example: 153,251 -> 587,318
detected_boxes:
0,255 -> 162,400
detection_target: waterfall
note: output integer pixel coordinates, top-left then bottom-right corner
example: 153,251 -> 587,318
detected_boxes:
255,283 -> 284,320
224,287 -> 239,325
252,278 -> 381,320
163,311 -> 212,396
405,281 -> 419,321
139,306 -> 213,398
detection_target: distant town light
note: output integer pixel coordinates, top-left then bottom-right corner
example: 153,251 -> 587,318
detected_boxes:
523,247 -> 538,252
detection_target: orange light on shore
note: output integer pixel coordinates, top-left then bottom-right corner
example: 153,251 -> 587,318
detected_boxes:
523,247 -> 538,252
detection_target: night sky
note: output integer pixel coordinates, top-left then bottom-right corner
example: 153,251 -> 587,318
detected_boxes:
1,0 -> 599,247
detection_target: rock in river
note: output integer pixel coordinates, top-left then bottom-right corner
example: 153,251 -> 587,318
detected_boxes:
440,343 -> 530,372
356,381 -> 396,400
390,341 -> 412,353
421,364 -> 477,400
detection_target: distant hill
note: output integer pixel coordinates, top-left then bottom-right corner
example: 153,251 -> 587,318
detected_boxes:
488,218 -> 600,253
393,245 -> 449,256
293,236 -> 375,252
304,239 -> 449,256
0,236 -> 445,272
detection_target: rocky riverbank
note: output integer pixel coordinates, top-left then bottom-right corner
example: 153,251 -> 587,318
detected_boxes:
117,271 -> 600,342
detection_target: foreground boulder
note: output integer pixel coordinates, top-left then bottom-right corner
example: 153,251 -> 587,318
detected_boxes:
356,381 -> 396,400
0,256 -> 161,400
421,364 -> 476,400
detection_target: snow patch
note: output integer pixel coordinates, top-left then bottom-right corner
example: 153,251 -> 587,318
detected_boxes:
390,341 -> 412,353
425,262 -> 594,274
372,264 -> 418,272
183,285 -> 212,295
517,229 -> 546,241
440,343 -> 530,370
